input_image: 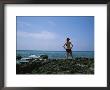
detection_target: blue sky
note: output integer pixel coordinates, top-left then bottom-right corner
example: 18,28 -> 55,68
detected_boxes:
17,16 -> 94,51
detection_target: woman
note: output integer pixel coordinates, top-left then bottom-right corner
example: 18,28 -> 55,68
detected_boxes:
63,38 -> 73,59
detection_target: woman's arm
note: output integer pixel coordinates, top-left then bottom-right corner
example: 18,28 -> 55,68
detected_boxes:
71,42 -> 73,48
63,43 -> 66,49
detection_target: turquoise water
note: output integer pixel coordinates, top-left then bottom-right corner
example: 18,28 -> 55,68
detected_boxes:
16,50 -> 94,59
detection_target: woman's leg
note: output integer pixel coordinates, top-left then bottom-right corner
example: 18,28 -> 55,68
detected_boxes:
67,52 -> 69,59
70,51 -> 73,59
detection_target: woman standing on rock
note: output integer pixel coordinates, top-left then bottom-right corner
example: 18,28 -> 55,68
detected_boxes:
63,38 -> 73,59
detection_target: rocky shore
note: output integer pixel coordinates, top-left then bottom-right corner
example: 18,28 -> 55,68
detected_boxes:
16,57 -> 94,74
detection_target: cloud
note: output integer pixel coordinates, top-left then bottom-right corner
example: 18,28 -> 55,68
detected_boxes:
17,30 -> 62,50
17,30 -> 57,40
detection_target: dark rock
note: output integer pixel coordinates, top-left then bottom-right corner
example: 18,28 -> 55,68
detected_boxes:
16,58 -> 94,74
40,55 -> 48,59
16,55 -> 22,60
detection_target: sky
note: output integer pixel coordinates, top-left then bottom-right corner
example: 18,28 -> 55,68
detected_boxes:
16,16 -> 94,51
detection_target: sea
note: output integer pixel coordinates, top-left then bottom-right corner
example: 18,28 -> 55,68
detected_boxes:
16,50 -> 94,59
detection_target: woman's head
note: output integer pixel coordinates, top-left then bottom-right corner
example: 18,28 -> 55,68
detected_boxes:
67,38 -> 70,41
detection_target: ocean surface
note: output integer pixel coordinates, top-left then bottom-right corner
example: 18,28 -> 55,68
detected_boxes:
16,50 -> 94,59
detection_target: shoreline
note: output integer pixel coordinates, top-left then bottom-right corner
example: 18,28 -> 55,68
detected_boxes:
16,57 -> 94,74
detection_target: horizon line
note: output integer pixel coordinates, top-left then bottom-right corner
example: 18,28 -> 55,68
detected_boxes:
16,50 -> 94,52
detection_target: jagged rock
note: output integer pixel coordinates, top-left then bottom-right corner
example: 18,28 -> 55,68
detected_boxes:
16,57 -> 94,74
40,55 -> 48,59
16,55 -> 22,60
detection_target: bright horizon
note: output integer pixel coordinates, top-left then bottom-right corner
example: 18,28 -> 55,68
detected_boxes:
17,16 -> 94,51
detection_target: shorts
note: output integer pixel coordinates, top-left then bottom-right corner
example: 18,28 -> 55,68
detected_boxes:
66,49 -> 72,53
